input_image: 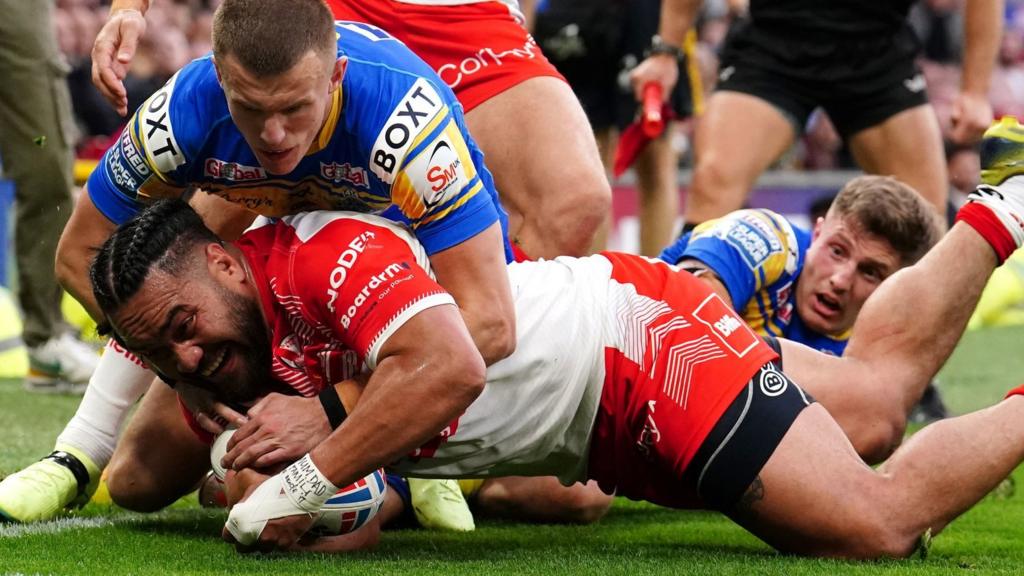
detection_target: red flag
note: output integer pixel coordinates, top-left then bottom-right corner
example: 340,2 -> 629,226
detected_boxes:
613,82 -> 676,178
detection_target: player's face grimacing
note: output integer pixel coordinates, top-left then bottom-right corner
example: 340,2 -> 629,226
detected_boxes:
108,258 -> 272,403
217,51 -> 346,175
796,214 -> 900,335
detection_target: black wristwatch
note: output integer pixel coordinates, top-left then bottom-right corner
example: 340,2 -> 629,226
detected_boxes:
646,35 -> 686,62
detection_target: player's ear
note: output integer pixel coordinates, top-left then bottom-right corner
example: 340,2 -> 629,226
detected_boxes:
329,56 -> 348,92
212,56 -> 223,86
205,243 -> 244,282
811,216 -> 825,241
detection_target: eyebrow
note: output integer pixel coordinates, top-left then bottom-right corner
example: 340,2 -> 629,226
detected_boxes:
158,304 -> 189,341
858,257 -> 894,275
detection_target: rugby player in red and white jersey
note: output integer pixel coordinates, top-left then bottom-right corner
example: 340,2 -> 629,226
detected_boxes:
89,162 -> 1024,557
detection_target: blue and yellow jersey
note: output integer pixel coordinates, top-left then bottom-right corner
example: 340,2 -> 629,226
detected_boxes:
88,21 -> 509,260
659,209 -> 848,355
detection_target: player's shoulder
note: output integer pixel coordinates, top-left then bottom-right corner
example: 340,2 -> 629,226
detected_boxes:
697,208 -> 793,238
336,20 -> 454,125
275,211 -> 418,248
335,20 -> 438,80
263,212 -> 431,286
129,56 -> 230,174
697,209 -> 804,279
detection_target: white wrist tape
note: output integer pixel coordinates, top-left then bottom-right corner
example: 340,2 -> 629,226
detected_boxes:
225,455 -> 338,546
281,454 -> 338,513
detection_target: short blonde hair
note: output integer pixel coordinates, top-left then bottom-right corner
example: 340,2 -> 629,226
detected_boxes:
828,175 -> 942,266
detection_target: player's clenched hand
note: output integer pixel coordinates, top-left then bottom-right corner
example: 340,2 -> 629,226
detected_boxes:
949,91 -> 993,145
92,8 -> 148,116
629,54 -> 679,103
223,393 -> 331,471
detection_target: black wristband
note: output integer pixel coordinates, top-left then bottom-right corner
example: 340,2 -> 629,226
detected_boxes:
318,385 -> 348,430
45,451 -> 91,498
645,34 -> 686,62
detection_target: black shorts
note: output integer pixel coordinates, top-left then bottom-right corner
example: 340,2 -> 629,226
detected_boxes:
533,0 -> 696,131
716,18 -> 928,139
683,337 -> 814,511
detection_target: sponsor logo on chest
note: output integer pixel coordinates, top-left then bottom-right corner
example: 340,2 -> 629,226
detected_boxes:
326,231 -> 376,314
204,158 -> 267,182
321,162 -> 370,188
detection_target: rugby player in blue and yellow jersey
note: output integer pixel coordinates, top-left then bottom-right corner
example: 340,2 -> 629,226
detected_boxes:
59,1 -> 515,368
0,0 -> 515,524
658,175 -> 943,457
655,172 -> 942,455
660,175 -> 941,356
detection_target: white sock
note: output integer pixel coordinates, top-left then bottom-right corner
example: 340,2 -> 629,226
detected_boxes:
54,340 -> 153,468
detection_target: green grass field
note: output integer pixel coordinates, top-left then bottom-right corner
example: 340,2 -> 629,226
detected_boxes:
3,326 -> 1024,575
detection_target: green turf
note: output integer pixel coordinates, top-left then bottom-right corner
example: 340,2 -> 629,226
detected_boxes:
3,326 -> 1024,575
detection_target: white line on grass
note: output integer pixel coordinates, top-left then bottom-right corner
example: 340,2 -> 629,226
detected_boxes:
0,516 -> 133,538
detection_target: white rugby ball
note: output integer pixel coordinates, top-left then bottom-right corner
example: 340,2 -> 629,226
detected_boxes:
210,429 -> 387,535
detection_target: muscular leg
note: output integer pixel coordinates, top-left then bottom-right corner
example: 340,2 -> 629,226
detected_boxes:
848,105 -> 949,216
779,223 -> 998,462
735,398 -> 1024,558
473,477 -> 612,524
466,77 -> 610,258
106,380 -> 210,512
686,92 -> 796,224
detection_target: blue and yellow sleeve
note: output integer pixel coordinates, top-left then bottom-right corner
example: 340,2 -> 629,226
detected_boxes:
664,210 -> 794,309
87,63 -> 211,224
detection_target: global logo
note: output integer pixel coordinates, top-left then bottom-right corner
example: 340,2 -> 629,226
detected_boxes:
321,162 -> 369,188
204,158 -> 267,182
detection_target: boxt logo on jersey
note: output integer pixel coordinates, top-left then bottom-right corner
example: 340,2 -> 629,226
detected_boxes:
371,79 -> 443,184
204,159 -> 267,182
326,231 -> 376,315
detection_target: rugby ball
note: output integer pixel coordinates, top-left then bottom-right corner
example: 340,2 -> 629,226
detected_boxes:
210,428 -> 387,535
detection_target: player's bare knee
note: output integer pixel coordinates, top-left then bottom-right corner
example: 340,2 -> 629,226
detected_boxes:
692,156 -> 746,209
839,515 -> 921,559
849,409 -> 907,465
106,461 -> 168,512
541,189 -> 610,257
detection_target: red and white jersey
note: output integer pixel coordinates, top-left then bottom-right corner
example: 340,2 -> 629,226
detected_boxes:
240,212 -> 773,487
238,212 -> 455,394
238,210 -> 606,483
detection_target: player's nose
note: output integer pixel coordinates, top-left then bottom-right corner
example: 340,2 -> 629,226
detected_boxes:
172,341 -> 203,374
